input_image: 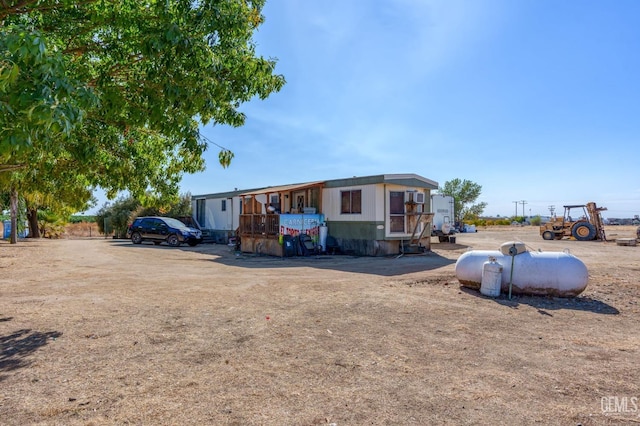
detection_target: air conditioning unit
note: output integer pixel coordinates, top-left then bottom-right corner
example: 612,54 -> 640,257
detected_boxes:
406,191 -> 425,204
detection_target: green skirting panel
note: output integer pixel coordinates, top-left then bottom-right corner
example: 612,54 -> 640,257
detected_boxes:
326,221 -> 428,256
327,221 -> 385,240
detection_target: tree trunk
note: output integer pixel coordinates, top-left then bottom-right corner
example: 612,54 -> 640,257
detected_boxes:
10,186 -> 18,244
26,205 -> 41,238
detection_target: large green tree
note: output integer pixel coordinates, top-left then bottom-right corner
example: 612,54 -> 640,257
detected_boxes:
439,178 -> 487,224
0,0 -> 285,243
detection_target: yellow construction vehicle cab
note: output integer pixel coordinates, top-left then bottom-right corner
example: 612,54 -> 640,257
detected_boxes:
540,202 -> 607,241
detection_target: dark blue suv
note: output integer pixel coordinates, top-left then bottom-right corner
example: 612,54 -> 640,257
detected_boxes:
128,216 -> 202,247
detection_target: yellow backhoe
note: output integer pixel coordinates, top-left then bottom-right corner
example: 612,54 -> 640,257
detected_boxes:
540,202 -> 607,241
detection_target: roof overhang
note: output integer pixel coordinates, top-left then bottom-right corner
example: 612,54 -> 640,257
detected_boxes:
239,181 -> 325,197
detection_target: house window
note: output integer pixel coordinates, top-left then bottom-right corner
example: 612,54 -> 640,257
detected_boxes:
340,190 -> 361,214
389,191 -> 405,233
221,199 -> 227,212
269,194 -> 281,213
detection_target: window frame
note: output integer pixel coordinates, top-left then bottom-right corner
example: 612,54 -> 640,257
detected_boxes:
340,189 -> 362,215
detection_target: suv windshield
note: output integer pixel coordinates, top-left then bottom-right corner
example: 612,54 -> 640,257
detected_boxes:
162,217 -> 189,229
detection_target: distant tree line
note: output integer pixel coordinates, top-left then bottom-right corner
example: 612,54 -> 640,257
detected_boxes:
1,192 -> 192,239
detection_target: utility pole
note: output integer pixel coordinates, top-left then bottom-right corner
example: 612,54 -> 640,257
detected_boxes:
513,201 -> 518,217
548,205 -> 555,218
520,200 -> 527,218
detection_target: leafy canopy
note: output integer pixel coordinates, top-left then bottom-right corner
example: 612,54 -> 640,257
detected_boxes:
439,178 -> 487,223
1,0 -> 285,209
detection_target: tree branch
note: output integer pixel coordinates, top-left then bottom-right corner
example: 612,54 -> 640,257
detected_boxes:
1,0 -> 98,20
0,163 -> 25,172
1,0 -> 42,20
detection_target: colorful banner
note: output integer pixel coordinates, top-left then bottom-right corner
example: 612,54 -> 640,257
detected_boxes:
279,214 -> 325,240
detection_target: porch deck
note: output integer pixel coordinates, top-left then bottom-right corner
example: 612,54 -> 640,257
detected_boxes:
239,214 -> 280,238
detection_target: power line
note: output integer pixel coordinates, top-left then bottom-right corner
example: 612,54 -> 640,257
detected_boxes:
198,131 -> 231,152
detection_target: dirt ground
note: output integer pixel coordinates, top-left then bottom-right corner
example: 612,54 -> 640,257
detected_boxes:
1,225 -> 639,425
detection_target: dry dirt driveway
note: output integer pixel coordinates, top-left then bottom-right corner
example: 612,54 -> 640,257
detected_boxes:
0,226 -> 639,425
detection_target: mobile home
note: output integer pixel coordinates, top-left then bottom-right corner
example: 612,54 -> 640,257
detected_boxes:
192,173 -> 439,256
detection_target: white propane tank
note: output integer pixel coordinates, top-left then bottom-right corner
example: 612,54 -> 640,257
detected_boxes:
455,248 -> 589,297
499,241 -> 527,256
319,224 -> 328,253
480,257 -> 503,297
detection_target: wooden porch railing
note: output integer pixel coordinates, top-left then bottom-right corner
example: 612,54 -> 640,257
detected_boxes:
239,214 -> 280,237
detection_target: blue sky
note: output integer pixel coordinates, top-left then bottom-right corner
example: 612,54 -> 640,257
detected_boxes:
125,1 -> 640,219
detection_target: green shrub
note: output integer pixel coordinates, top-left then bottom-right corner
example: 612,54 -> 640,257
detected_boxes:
69,215 -> 96,223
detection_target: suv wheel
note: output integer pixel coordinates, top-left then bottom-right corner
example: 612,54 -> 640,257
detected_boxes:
167,234 -> 181,247
131,232 -> 142,244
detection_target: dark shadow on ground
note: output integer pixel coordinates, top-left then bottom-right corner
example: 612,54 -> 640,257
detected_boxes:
429,241 -> 469,251
211,251 -> 457,276
109,240 -> 458,277
0,329 -> 63,379
459,287 -> 619,315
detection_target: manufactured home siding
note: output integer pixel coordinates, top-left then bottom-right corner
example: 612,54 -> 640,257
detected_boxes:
209,198 -> 228,230
375,184 -> 385,221
232,197 -> 241,230
322,184 -> 377,222
191,197 -> 234,231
